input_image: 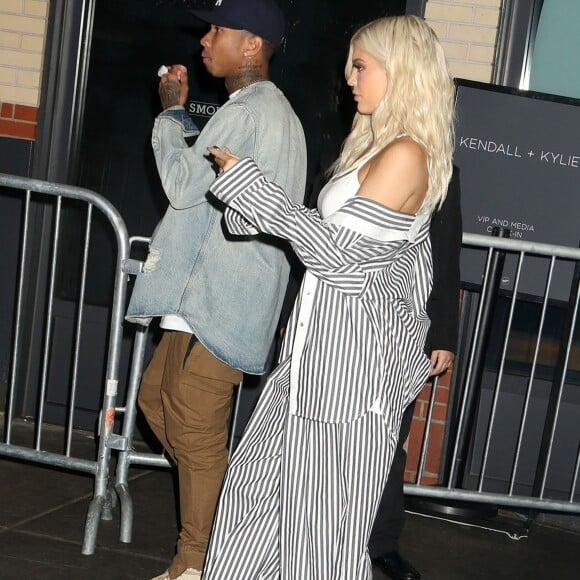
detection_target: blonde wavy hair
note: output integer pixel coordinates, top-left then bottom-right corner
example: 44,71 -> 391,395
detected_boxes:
333,15 -> 455,212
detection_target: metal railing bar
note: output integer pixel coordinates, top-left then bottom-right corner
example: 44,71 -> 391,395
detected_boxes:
0,442 -> 97,474
66,203 -> 93,456
448,246 -> 494,486
416,376 -> 439,483
539,276 -> 580,498
6,190 -> 31,444
124,450 -> 172,469
463,232 -> 580,261
404,483 -> 580,514
478,250 -> 526,491
570,445 -> 580,502
36,196 -> 62,450
509,255 -> 555,494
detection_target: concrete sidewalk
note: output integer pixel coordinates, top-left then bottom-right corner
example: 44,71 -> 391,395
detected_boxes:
0,422 -> 579,579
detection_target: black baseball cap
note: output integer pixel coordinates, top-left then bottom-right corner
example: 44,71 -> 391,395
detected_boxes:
189,0 -> 286,46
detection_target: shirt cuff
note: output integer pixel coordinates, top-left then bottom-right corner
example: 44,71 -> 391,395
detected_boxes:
157,106 -> 200,138
224,207 -> 259,235
210,157 -> 265,205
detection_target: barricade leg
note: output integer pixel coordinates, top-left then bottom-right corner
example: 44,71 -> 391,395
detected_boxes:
115,325 -> 149,544
83,495 -> 105,555
82,386 -> 119,554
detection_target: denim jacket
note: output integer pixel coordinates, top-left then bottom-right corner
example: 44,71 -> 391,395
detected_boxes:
126,81 -> 307,374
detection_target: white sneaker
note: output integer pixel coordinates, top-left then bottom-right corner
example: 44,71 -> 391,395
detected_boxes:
176,569 -> 202,580
150,567 -> 202,580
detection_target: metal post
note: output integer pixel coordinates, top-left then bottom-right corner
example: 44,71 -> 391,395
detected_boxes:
451,227 -> 511,488
115,325 -> 149,544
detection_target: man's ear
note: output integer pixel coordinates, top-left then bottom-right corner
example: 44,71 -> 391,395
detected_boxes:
244,34 -> 263,57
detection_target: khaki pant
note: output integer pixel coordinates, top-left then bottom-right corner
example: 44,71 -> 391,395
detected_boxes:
138,331 -> 243,577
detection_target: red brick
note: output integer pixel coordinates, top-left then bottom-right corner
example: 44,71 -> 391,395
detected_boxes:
406,470 -> 437,485
423,417 -> 446,442
413,400 -> 427,420
416,383 -> 432,403
1,102 -> 14,118
430,402 -> 450,423
424,450 -> 443,476
434,384 -> 450,404
14,121 -> 36,139
0,119 -> 36,139
436,371 -> 453,387
423,422 -> 446,474
0,119 -> 15,136
416,474 -> 439,486
406,420 -> 426,467
406,415 -> 448,478
14,104 -> 38,122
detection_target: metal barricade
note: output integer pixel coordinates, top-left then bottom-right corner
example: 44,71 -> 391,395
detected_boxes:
0,174 -> 250,554
2,171 -> 578,553
0,173 -> 130,554
405,232 -> 580,519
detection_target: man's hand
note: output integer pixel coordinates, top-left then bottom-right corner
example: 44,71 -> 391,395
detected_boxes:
158,64 -> 189,110
430,349 -> 455,376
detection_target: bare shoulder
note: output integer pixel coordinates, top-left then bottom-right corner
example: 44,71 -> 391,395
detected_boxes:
372,137 -> 427,177
357,137 -> 428,213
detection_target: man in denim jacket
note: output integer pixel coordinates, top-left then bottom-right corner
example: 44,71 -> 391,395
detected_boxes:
126,1 -> 307,578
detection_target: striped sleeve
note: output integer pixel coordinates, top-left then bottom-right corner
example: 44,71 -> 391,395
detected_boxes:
210,158 -> 427,296
223,207 -> 259,236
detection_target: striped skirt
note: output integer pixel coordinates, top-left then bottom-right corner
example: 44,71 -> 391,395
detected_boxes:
203,358 -> 399,579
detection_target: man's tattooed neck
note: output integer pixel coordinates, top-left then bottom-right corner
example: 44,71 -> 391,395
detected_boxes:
226,65 -> 267,94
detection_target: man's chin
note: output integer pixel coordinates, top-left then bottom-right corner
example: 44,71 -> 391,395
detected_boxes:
203,65 -> 223,78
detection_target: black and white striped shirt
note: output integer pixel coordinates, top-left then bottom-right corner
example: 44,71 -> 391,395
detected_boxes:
212,158 -> 433,425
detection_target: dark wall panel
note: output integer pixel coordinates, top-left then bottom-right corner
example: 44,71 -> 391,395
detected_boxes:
0,136 -> 34,404
0,136 -> 34,176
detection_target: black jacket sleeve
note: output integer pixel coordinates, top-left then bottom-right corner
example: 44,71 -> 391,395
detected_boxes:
425,166 -> 463,354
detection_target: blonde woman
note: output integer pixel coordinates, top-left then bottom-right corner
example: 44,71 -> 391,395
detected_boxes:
203,15 -> 454,579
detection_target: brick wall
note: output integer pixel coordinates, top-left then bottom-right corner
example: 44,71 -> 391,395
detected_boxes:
406,371 -> 454,485
425,0 -> 502,83
0,0 -> 49,140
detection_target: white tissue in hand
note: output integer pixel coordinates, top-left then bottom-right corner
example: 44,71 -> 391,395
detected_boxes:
157,65 -> 169,77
